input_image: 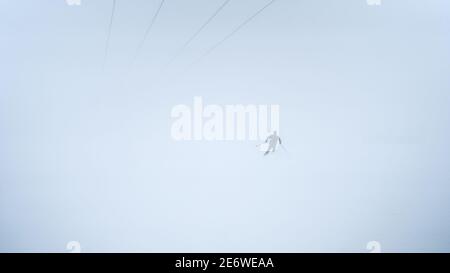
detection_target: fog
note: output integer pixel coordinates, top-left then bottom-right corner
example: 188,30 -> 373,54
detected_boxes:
1,0 -> 450,252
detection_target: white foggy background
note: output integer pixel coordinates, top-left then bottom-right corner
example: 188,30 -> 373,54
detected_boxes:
1,0 -> 450,252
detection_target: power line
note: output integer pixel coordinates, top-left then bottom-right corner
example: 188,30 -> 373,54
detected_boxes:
131,0 -> 166,65
190,0 -> 277,67
103,0 -> 117,68
160,0 -> 277,87
167,0 -> 232,66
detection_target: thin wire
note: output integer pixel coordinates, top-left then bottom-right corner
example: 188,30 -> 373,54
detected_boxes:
131,0 -> 166,66
103,0 -> 117,69
190,0 -> 276,68
167,0 -> 232,67
158,0 -> 277,89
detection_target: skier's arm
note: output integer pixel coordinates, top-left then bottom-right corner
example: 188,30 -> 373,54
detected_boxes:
279,138 -> 282,144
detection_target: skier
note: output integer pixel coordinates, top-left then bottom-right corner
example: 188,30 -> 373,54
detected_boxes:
261,131 -> 282,156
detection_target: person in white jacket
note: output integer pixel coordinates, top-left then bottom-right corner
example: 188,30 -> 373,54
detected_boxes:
261,131 -> 282,156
